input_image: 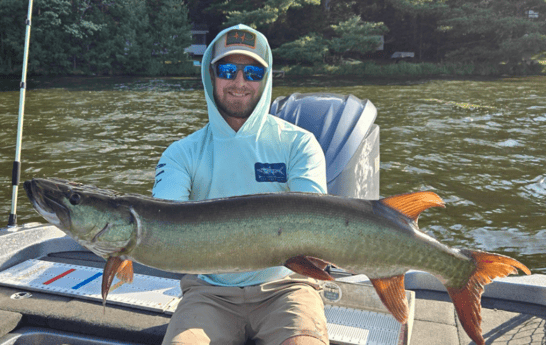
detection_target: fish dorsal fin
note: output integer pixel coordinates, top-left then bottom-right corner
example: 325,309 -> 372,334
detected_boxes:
380,191 -> 445,222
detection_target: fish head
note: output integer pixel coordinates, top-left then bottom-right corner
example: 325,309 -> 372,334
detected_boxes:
24,178 -> 138,257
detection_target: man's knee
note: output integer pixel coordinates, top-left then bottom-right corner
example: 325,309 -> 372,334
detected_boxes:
162,328 -> 210,345
280,335 -> 327,345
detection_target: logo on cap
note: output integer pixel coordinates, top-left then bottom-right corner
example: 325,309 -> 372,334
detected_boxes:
226,30 -> 256,48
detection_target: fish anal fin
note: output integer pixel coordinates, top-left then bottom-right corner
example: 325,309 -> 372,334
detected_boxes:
445,250 -> 530,345
380,191 -> 445,222
370,275 -> 409,324
102,257 -> 134,311
284,255 -> 335,281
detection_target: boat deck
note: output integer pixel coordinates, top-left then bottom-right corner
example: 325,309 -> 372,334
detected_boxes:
2,283 -> 544,344
1,224 -> 544,345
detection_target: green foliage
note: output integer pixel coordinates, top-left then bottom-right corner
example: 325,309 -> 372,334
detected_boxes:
2,0 -> 545,76
194,0 -> 325,48
439,0 -> 546,67
274,15 -> 388,65
223,0 -> 320,29
329,16 -> 388,55
282,60 -> 480,77
0,0 -> 28,74
0,0 -> 193,76
148,0 -> 193,75
273,33 -> 328,65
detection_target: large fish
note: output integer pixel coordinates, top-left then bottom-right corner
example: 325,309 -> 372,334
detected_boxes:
24,178 -> 530,345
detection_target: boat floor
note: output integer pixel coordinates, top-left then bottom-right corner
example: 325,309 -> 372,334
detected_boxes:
0,263 -> 544,344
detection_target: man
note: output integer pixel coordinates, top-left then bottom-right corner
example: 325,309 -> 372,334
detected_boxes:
153,24 -> 329,345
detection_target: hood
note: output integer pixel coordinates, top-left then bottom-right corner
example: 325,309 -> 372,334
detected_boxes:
201,24 -> 273,138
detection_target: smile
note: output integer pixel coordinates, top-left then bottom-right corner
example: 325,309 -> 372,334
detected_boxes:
229,91 -> 249,97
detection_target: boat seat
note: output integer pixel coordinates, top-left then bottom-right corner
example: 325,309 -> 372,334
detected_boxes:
270,93 -> 380,199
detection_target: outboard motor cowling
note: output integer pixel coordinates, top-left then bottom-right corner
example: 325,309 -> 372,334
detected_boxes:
270,93 -> 379,200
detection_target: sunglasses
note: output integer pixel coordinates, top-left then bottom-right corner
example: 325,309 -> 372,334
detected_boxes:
214,63 -> 266,82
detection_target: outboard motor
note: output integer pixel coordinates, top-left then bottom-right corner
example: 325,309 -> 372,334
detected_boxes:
270,93 -> 379,200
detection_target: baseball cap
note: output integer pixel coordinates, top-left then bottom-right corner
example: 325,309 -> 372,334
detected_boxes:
211,29 -> 269,68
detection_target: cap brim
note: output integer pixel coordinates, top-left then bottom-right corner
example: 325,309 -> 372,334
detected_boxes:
211,50 -> 269,68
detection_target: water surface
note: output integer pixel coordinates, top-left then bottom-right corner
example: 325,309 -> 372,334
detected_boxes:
1,75 -> 544,273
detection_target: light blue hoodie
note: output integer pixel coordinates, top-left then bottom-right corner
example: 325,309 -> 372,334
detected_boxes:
153,24 -> 327,286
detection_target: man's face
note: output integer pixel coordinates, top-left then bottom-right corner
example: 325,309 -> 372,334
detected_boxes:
212,54 -> 265,120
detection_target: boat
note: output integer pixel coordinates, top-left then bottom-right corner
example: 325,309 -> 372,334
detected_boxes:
1,91 -> 544,345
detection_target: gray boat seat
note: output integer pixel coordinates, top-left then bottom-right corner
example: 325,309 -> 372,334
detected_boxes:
270,93 -> 380,199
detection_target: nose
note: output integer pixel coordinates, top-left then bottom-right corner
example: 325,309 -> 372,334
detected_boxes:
233,69 -> 246,86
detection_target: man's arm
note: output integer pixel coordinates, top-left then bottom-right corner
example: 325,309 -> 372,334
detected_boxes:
287,133 -> 327,194
152,145 -> 192,201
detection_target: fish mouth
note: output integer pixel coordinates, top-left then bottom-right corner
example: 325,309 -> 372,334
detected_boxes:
24,179 -> 71,229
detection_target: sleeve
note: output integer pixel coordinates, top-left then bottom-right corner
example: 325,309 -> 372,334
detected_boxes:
152,143 -> 192,201
287,132 -> 327,194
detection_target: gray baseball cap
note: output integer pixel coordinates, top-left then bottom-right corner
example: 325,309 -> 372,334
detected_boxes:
211,29 -> 269,68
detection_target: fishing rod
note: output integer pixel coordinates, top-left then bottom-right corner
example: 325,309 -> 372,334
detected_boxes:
8,0 -> 34,228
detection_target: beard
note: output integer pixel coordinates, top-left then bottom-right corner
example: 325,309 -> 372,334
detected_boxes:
213,85 -> 262,119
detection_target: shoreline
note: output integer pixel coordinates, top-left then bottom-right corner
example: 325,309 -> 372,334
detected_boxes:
1,73 -> 545,92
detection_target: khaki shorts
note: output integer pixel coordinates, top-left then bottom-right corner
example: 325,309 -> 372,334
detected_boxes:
162,274 -> 329,345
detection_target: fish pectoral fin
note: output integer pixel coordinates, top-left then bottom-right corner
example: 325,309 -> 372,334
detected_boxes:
115,260 -> 134,283
102,257 -> 134,310
370,275 -> 409,324
380,191 -> 445,223
284,255 -> 335,281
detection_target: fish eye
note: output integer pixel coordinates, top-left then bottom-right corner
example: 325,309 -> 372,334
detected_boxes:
69,193 -> 82,205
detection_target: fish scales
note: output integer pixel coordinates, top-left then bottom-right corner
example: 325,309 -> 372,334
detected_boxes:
123,193 -> 466,281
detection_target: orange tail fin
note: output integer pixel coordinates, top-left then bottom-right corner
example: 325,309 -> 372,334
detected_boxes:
446,250 -> 530,345
102,257 -> 134,311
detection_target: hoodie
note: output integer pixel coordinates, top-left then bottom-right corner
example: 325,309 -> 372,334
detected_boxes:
152,24 -> 327,286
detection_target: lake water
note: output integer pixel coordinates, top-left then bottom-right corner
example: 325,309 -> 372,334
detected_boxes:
1,75 -> 545,273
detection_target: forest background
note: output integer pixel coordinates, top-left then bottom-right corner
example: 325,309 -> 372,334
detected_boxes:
1,0 -> 545,77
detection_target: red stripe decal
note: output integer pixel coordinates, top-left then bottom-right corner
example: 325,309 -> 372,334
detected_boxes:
43,268 -> 76,285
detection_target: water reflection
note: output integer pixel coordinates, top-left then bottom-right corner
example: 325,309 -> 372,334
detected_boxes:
1,76 -> 545,273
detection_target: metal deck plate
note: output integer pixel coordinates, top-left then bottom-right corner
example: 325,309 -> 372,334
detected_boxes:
0,259 -> 181,312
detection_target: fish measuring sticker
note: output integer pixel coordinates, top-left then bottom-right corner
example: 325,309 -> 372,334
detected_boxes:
255,163 -> 287,183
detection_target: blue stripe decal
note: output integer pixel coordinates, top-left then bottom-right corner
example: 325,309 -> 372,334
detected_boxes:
72,272 -> 102,290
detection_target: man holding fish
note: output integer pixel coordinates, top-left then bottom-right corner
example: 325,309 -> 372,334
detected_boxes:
153,24 -> 330,345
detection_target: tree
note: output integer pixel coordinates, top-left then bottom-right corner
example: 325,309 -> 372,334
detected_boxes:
192,0 -> 324,48
63,0 -> 108,72
0,0 -> 28,74
274,15 -> 388,65
329,15 -> 388,61
273,33 -> 329,64
147,0 -> 193,75
439,0 -> 546,66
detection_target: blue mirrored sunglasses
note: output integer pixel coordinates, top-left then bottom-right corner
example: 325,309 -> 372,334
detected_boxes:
214,63 -> 265,82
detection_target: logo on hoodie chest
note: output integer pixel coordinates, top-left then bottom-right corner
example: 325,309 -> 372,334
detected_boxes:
255,163 -> 287,183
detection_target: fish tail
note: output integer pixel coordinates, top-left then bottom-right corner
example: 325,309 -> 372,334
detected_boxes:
445,250 -> 530,345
